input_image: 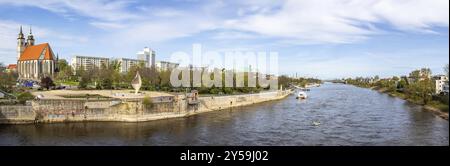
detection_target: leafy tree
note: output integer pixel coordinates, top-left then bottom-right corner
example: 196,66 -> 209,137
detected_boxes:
374,75 -> 380,81
0,68 -> 18,92
101,77 -> 112,89
416,79 -> 434,104
397,78 -> 408,91
78,75 -> 89,89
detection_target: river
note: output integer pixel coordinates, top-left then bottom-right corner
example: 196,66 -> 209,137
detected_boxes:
0,83 -> 448,145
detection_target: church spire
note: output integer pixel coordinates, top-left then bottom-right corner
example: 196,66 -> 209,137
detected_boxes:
17,25 -> 26,60
27,26 -> 35,46
18,26 -> 24,39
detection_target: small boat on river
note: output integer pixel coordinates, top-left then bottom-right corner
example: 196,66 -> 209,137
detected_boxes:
296,91 -> 307,99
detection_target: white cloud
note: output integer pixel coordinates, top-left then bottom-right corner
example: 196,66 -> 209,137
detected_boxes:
372,0 -> 449,31
2,0 -> 447,45
225,0 -> 449,44
0,19 -> 89,64
90,22 -> 126,30
0,0 -> 138,22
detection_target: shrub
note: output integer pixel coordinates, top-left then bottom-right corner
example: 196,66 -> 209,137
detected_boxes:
101,78 -> 112,89
142,96 -> 153,109
40,77 -> 55,90
17,92 -> 34,104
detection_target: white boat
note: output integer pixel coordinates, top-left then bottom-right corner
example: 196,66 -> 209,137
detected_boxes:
312,121 -> 321,126
296,91 -> 307,99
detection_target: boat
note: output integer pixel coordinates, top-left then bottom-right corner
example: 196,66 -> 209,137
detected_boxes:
296,91 -> 307,99
312,121 -> 321,126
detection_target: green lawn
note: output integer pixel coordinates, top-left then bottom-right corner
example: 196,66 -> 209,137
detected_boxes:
55,81 -> 79,86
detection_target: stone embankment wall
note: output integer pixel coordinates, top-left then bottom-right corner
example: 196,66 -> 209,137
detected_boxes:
195,90 -> 291,113
0,90 -> 291,124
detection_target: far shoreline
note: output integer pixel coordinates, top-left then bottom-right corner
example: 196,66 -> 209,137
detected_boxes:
368,86 -> 449,120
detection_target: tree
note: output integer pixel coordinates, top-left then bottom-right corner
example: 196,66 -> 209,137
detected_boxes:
55,59 -> 74,82
416,79 -> 434,104
78,74 -> 89,89
374,75 -> 380,81
397,79 -> 407,91
40,77 -> 55,90
109,60 -> 122,88
420,68 -> 432,78
78,68 -> 95,89
101,77 -> 112,89
409,70 -> 420,79
409,68 -> 431,83
0,64 -> 18,92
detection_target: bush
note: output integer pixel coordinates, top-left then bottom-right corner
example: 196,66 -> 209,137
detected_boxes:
209,88 -> 221,94
40,77 -> 55,90
433,94 -> 449,105
17,92 -> 34,104
101,78 -> 112,89
222,87 -> 233,94
142,96 -> 153,109
78,76 -> 88,89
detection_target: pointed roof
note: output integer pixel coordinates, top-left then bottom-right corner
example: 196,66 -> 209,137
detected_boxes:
18,43 -> 55,61
18,26 -> 24,39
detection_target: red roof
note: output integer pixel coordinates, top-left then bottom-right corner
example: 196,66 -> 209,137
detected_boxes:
7,64 -> 17,69
18,43 -> 55,61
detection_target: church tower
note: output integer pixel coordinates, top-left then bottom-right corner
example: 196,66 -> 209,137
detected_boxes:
26,26 -> 35,46
17,26 -> 25,59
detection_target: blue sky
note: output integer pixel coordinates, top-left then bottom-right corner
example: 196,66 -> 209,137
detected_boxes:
0,0 -> 448,79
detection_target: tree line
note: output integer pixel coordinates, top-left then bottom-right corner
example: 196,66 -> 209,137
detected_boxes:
55,60 -> 321,94
344,65 -> 449,112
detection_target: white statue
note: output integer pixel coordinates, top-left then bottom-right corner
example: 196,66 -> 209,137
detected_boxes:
131,71 -> 142,94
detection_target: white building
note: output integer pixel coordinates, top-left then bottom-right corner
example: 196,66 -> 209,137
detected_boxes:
71,55 -> 109,73
156,61 -> 179,71
117,58 -> 145,73
70,47 -> 158,74
137,47 -> 155,68
434,75 -> 449,94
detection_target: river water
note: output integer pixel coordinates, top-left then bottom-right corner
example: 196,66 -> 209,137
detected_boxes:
0,83 -> 448,146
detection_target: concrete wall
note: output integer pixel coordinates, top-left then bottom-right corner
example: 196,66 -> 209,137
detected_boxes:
0,90 -> 291,124
196,91 -> 290,113
0,106 -> 34,124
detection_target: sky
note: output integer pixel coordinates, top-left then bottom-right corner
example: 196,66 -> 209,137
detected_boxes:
0,0 -> 448,79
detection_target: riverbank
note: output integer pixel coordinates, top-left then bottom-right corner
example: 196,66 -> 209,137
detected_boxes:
0,90 -> 293,124
370,86 -> 448,120
2,83 -> 448,146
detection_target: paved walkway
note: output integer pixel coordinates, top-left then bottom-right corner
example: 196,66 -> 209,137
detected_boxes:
32,90 -> 173,99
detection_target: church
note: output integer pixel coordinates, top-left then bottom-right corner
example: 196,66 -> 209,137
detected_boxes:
16,26 -> 58,82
